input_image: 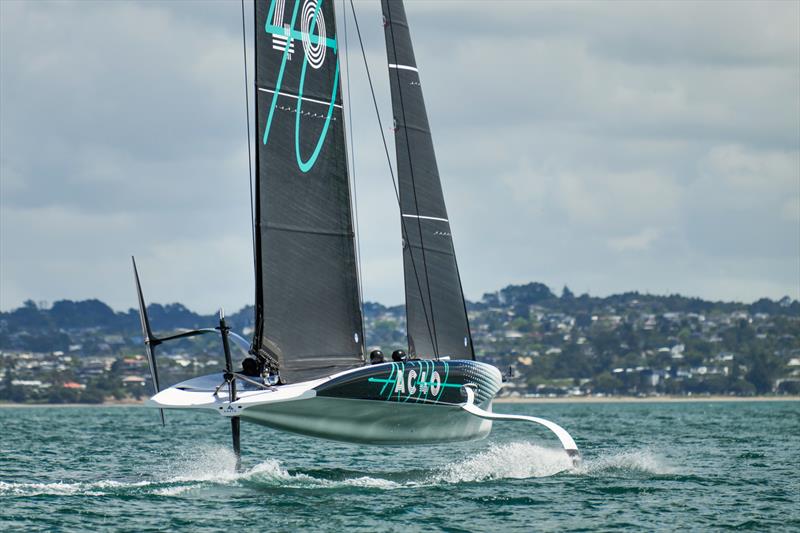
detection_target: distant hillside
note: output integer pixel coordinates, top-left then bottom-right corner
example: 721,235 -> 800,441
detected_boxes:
0,299 -> 254,352
1,282 -> 797,352
2,282 -> 799,400
475,282 -> 799,317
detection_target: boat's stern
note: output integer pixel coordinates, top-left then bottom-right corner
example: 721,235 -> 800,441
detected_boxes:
146,372 -> 321,411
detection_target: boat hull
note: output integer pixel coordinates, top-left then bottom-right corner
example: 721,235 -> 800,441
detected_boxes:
149,359 -> 503,445
240,396 -> 493,444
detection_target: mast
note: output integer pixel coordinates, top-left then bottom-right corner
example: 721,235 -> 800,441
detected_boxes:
381,0 -> 474,360
252,0 -> 365,383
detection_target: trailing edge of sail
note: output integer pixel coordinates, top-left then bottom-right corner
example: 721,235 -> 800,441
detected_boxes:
382,0 -> 474,360
253,0 -> 364,383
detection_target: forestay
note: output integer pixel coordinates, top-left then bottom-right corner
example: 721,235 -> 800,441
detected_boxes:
252,0 -> 364,383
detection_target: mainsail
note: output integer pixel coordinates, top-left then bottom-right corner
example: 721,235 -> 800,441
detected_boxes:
381,0 -> 474,360
253,0 -> 364,383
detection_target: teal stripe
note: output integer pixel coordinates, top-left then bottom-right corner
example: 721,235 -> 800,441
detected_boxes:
266,24 -> 338,52
381,363 -> 397,397
295,62 -> 339,172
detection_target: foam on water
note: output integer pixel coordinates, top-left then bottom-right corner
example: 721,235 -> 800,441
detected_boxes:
0,444 -> 674,498
163,445 -> 247,483
0,479 -> 152,497
433,443 -> 674,484
159,443 -> 578,491
435,442 -> 573,483
155,445 -> 403,493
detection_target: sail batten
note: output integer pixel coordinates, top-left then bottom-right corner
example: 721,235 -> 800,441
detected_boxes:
253,0 -> 365,383
256,87 -> 344,109
382,0 -> 474,360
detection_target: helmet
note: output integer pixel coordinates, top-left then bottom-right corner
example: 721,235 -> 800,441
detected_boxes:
369,350 -> 385,364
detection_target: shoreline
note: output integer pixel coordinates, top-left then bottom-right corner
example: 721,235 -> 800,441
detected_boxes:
494,395 -> 800,404
1,395 -> 798,407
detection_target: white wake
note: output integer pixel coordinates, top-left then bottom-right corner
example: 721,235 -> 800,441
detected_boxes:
0,443 -> 673,497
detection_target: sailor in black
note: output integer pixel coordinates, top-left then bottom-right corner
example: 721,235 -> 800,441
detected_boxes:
241,357 -> 261,377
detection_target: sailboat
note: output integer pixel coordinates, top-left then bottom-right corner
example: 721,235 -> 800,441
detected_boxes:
134,0 -> 580,467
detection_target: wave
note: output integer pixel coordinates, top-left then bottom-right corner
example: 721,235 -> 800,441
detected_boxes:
573,449 -> 674,476
0,443 -> 674,497
0,479 -> 153,497
159,443 -> 576,490
435,442 -> 574,483
434,442 -> 674,483
154,445 -> 403,494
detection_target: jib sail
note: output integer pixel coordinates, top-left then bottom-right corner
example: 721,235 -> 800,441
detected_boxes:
381,0 -> 474,360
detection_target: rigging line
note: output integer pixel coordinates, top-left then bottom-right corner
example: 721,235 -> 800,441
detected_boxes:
453,251 -> 476,360
348,0 -> 437,359
342,0 -> 365,355
249,0 -> 266,364
241,0 -> 257,293
385,0 -> 439,360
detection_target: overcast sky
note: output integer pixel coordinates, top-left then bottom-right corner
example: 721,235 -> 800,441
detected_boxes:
1,0 -> 798,313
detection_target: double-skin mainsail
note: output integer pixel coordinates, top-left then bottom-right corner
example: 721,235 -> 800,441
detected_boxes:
253,0 -> 364,383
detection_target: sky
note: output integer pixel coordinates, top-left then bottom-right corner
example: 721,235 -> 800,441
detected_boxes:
1,0 -> 798,313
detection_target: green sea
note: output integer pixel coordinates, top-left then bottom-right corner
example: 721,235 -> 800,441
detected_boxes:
1,401 -> 798,532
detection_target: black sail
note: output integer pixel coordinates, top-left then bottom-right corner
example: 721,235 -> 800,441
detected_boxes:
253,0 -> 364,383
381,0 -> 474,360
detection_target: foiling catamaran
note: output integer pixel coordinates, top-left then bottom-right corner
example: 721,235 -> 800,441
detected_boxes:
134,0 -> 580,469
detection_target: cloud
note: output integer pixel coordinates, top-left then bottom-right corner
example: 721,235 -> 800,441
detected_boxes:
1,0 -> 798,312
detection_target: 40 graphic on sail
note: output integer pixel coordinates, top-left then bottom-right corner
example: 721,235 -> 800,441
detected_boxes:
261,0 -> 340,172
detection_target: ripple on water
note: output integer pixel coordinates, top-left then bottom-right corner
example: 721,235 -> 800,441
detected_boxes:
1,402 -> 798,531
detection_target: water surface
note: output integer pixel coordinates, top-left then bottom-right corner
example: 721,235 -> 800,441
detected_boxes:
1,401 -> 798,531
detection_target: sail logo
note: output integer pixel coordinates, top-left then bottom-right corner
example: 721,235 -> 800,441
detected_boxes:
262,0 -> 340,173
394,368 -> 442,396
368,361 -> 460,403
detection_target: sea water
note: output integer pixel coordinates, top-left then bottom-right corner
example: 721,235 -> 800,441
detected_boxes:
1,401 -> 798,531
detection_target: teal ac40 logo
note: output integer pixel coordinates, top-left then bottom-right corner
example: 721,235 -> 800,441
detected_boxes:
263,0 -> 340,173
368,361 -> 463,403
